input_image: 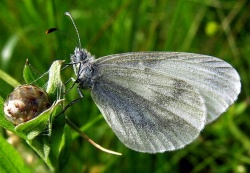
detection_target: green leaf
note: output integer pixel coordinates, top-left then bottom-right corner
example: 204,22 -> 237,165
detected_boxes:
47,111 -> 69,170
46,60 -> 65,101
26,135 -> 52,169
0,69 -> 20,88
57,125 -> 72,169
25,105 -> 70,171
0,135 -> 32,173
23,59 -> 47,87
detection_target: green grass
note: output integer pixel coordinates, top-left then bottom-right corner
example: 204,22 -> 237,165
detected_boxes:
0,0 -> 249,172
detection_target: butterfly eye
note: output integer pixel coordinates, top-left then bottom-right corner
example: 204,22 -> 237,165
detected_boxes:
4,85 -> 51,125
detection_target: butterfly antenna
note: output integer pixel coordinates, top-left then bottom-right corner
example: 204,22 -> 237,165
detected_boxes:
65,12 -> 82,48
45,28 -> 79,47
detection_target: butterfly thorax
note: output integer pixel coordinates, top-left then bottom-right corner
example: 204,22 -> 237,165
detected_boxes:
70,47 -> 95,89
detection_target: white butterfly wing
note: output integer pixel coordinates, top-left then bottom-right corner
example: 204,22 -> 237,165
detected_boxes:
93,52 -> 241,123
90,52 -> 240,153
91,71 -> 206,153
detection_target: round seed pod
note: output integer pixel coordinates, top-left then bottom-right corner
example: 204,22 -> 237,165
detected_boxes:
4,85 -> 51,125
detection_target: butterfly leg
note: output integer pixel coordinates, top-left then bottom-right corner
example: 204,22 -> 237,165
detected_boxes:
55,85 -> 85,118
62,77 -> 77,95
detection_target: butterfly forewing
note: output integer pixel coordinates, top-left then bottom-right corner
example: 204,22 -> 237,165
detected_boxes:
93,52 -> 241,124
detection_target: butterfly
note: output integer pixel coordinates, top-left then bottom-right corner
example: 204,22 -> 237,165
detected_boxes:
54,12 -> 241,153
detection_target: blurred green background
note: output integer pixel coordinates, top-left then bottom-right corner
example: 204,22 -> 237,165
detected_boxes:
0,0 -> 249,172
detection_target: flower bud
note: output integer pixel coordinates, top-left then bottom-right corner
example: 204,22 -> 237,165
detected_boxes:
4,85 -> 50,125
